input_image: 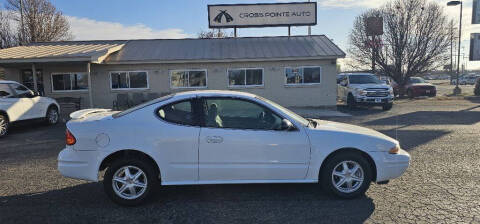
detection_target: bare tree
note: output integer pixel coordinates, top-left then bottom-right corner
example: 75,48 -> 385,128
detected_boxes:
198,29 -> 231,38
348,0 -> 451,86
6,0 -> 72,44
0,8 -> 17,48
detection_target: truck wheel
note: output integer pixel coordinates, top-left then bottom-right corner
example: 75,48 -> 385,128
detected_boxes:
382,103 -> 393,111
321,151 -> 373,198
347,94 -> 356,110
104,158 -> 159,206
0,114 -> 9,137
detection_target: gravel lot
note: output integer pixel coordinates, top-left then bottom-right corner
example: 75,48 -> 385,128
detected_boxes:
0,96 -> 479,224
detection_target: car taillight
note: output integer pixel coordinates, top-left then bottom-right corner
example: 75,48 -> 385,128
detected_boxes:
66,129 -> 76,145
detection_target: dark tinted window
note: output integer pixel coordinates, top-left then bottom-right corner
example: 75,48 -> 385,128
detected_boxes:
157,100 -> 196,126
409,77 -> 425,83
10,83 -> 32,98
203,98 -> 282,130
0,84 -> 14,98
349,75 -> 382,84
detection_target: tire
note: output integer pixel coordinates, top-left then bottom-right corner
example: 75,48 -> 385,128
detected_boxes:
382,103 -> 393,111
321,152 -> 373,199
104,158 -> 159,206
407,89 -> 414,99
347,94 -> 356,110
45,106 -> 59,125
0,114 -> 9,138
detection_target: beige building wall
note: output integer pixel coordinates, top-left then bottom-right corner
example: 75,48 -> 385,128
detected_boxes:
3,59 -> 338,109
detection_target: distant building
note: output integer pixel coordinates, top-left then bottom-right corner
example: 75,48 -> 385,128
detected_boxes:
0,35 -> 345,108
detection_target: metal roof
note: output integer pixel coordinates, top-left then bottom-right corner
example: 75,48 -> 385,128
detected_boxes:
0,36 -> 345,64
0,40 -> 126,63
105,35 -> 345,63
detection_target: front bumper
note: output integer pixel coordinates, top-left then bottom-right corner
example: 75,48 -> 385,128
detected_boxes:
58,147 -> 102,182
371,148 -> 410,182
355,96 -> 394,105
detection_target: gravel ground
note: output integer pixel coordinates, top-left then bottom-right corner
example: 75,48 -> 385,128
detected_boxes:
0,97 -> 479,224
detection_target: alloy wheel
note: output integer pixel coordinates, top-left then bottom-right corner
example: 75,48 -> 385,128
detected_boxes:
112,166 -> 148,200
48,109 -> 59,124
0,117 -> 7,136
331,160 -> 364,193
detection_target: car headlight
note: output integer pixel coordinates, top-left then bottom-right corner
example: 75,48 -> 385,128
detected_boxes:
389,145 -> 400,154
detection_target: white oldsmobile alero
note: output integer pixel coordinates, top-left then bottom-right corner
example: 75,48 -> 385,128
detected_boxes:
58,90 -> 410,206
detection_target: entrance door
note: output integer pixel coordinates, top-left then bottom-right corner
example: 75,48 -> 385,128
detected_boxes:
22,70 -> 43,95
198,97 -> 310,181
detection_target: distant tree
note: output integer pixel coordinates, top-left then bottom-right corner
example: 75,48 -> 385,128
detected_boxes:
0,7 -> 17,48
197,29 -> 231,38
6,0 -> 72,45
348,0 -> 451,86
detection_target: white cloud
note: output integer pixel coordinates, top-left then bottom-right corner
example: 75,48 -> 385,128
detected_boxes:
67,16 -> 191,40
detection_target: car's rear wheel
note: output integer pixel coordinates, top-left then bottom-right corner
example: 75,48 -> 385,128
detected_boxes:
45,106 -> 59,125
104,158 -> 158,206
321,152 -> 373,198
0,114 -> 9,138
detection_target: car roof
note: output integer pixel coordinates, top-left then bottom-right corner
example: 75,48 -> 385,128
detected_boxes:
173,90 -> 258,99
338,73 -> 375,76
0,80 -> 20,84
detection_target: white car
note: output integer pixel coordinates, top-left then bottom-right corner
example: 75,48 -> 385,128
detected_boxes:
0,80 -> 60,137
337,73 -> 394,110
58,90 -> 410,206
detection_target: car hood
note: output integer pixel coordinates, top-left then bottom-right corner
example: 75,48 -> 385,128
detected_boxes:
349,83 -> 391,89
308,120 -> 399,151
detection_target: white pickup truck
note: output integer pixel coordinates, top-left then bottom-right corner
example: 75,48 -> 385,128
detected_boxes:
0,80 -> 60,137
337,73 -> 394,111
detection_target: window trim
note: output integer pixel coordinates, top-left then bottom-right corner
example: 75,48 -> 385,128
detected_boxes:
169,69 -> 208,89
109,71 -> 149,91
198,96 -> 297,132
154,98 -> 201,127
227,68 -> 264,88
51,72 -> 89,93
284,66 -> 322,86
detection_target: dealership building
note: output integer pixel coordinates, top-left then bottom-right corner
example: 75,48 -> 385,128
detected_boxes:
0,35 -> 345,109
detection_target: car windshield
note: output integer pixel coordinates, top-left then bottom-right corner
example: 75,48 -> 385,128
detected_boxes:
113,94 -> 174,118
257,96 -> 310,127
349,75 -> 382,84
409,77 -> 425,83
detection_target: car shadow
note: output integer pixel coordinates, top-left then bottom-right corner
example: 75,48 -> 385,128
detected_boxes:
377,129 -> 451,151
0,182 -> 375,224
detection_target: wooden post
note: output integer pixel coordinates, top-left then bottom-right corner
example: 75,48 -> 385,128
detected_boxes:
87,62 -> 93,108
31,63 -> 38,92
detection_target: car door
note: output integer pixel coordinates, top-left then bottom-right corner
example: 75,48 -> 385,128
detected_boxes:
0,83 -> 24,121
9,83 -> 43,119
154,98 -> 201,183
198,97 -> 310,181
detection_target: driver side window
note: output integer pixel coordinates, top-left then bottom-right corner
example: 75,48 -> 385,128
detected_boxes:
203,98 -> 283,130
10,83 -> 32,98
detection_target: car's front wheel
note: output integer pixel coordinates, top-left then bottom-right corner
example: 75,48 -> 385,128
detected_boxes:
45,106 -> 59,125
104,159 -> 159,206
0,114 -> 9,138
321,152 -> 373,198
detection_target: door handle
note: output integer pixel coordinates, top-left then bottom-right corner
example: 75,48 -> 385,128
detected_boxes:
206,136 -> 223,143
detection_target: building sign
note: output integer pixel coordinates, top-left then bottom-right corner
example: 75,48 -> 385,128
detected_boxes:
470,33 -> 480,61
208,2 -> 317,28
365,17 -> 383,36
473,0 -> 480,24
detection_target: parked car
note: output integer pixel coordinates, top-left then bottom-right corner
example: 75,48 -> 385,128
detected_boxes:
58,90 -> 410,206
337,73 -> 394,110
394,77 -> 436,99
0,80 -> 60,137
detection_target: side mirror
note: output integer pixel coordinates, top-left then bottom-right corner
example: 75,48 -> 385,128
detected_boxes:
281,119 -> 295,131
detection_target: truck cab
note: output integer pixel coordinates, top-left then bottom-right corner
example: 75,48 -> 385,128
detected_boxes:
337,73 -> 394,110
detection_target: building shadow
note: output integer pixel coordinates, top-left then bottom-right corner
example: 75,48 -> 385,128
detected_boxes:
0,182 -> 375,224
364,111 -> 480,126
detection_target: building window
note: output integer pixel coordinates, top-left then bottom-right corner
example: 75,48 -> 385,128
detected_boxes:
170,69 -> 207,88
228,68 -> 263,87
52,73 -> 88,91
110,71 -> 148,89
285,66 -> 321,85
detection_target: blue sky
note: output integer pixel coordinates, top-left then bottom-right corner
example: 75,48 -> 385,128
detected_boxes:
1,0 -> 478,69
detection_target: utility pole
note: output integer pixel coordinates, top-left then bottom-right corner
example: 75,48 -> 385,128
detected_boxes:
20,0 -> 25,45
450,21 -> 454,84
308,0 -> 311,35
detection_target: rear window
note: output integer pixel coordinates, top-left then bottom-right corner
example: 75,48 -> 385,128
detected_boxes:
112,94 -> 174,118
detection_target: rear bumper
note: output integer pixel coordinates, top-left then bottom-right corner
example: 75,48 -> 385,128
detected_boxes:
371,149 -> 410,182
57,148 -> 101,182
412,88 -> 436,96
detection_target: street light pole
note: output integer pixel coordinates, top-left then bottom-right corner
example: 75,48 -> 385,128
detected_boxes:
447,0 -> 462,95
